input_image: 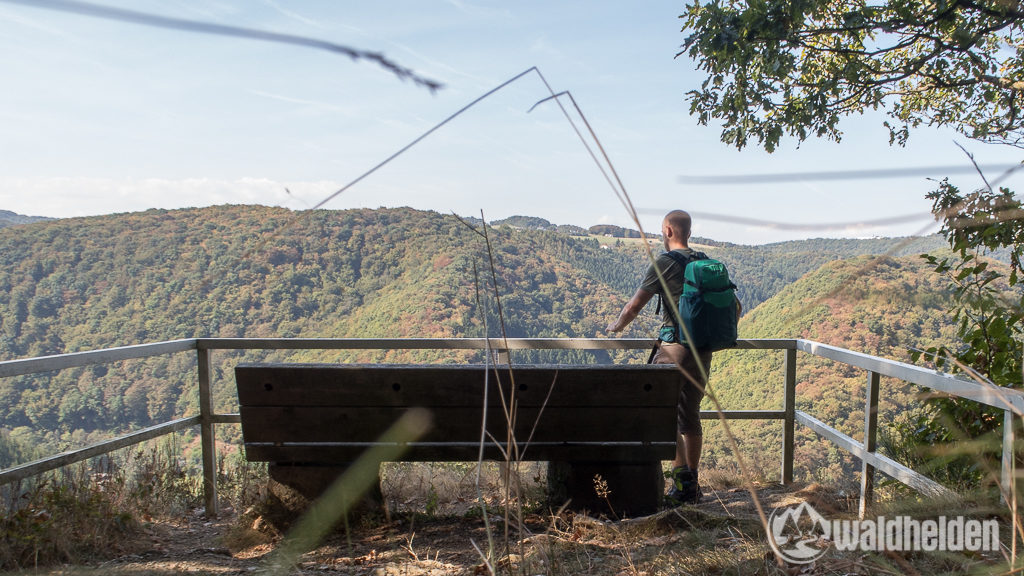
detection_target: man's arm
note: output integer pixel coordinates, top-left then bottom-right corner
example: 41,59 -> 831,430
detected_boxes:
606,288 -> 655,332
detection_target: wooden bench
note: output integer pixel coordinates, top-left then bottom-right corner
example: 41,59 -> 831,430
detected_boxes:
235,363 -> 682,516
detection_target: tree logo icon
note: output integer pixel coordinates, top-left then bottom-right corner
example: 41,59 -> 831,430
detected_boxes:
767,501 -> 831,564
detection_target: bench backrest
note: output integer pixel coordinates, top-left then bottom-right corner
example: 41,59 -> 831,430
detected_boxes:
236,364 -> 681,463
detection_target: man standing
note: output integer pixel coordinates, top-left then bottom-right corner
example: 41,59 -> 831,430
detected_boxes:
606,210 -> 716,505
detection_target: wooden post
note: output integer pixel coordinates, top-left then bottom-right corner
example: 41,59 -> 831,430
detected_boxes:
859,370 -> 880,519
782,348 -> 796,485
1003,409 -> 1016,506
198,348 -> 219,518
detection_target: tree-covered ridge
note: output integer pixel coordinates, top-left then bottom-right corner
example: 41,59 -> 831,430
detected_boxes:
688,234 -> 950,315
754,235 -> 947,258
0,210 -> 52,229
491,215 -> 556,231
0,206 -> 628,356
703,255 -> 959,486
0,205 -> 967,476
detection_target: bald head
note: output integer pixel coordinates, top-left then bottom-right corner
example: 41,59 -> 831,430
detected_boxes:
662,210 -> 692,250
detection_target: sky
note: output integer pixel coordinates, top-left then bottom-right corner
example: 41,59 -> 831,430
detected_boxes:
0,0 -> 1021,245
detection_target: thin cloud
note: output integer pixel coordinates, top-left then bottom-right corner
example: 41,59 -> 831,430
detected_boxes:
261,0 -> 325,30
0,5 -> 64,35
249,89 -> 358,116
530,36 -> 560,58
443,0 -> 513,19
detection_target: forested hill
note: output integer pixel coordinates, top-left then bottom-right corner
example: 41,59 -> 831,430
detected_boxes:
704,255 -> 958,483
0,205 -> 965,463
0,205 -> 953,361
697,235 -> 947,313
720,254 -> 957,420
0,210 -> 52,229
0,205 -> 648,360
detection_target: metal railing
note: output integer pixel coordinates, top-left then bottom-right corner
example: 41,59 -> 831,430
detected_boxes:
1,337 -> 1020,518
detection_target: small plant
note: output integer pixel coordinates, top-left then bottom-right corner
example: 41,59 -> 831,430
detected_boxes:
0,473 -> 137,569
593,473 -> 618,521
0,433 -> 210,570
424,484 -> 439,516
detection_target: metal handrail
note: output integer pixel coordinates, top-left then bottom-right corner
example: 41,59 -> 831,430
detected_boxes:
0,337 -> 1019,519
0,339 -> 198,378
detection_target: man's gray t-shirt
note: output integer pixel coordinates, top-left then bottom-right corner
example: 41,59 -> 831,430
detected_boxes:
640,248 -> 704,330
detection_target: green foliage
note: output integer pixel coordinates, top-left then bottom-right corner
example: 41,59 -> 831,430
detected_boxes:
679,0 -> 1024,150
492,215 -> 556,230
0,428 -> 41,469
917,182 -> 1024,384
879,407 -> 990,491
906,182 -> 1024,487
587,224 -> 650,238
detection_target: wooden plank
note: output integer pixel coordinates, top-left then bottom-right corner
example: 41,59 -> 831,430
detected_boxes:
236,364 -> 681,407
1003,410 -> 1016,505
782,348 -> 797,485
244,441 -> 676,463
211,413 -> 241,424
197,348 -> 218,518
795,411 -> 954,499
0,416 -> 200,485
699,410 -> 786,420
860,371 -> 880,518
0,339 -> 197,378
238,406 -> 676,444
235,363 -> 684,465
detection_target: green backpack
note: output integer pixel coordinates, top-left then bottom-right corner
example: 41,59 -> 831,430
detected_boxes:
664,251 -> 738,352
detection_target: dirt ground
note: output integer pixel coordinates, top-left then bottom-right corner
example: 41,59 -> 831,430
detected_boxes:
14,482 -> 838,576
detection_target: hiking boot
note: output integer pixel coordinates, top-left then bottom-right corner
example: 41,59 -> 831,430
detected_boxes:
664,466 -> 701,506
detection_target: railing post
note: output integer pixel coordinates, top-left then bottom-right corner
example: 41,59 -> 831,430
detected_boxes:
198,347 -> 218,518
859,370 -> 880,519
782,348 -> 796,485
1003,409 -> 1016,506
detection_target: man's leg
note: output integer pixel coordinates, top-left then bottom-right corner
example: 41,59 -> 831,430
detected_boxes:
657,343 -> 711,505
675,432 -> 702,471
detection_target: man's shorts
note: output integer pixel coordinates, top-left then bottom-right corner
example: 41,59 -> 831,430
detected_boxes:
652,342 -> 712,437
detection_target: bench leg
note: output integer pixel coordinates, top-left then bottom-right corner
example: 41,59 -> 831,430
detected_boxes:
266,463 -> 385,526
547,461 -> 663,518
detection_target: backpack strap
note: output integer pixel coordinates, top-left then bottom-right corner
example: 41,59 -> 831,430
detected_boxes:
654,250 -> 701,317
658,250 -> 706,331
